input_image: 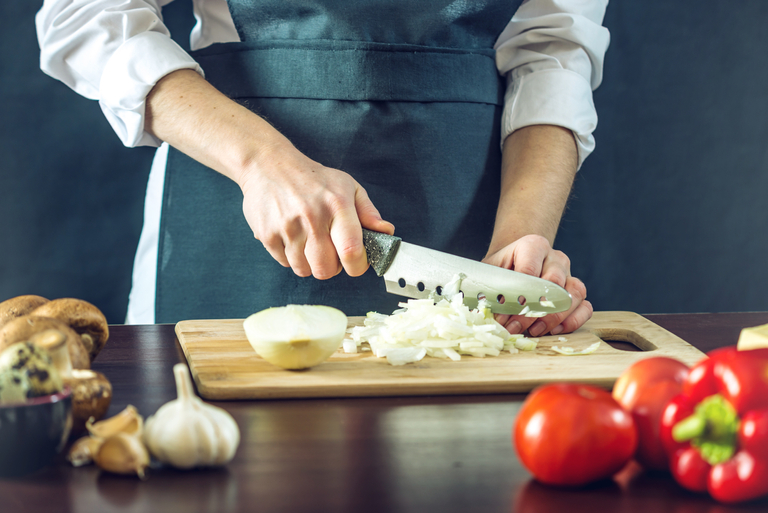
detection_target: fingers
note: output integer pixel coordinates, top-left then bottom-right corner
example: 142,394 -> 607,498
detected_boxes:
526,277 -> 591,337
303,229 -> 342,279
328,209 -> 367,278
325,184 -> 396,278
484,235 -> 590,336
243,161 -> 394,279
509,235 -> 549,278
355,186 -> 395,235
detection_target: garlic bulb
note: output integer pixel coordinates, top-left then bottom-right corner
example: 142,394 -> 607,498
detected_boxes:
243,304 -> 347,369
143,364 -> 239,469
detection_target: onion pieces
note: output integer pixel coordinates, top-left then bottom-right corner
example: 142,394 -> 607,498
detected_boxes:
551,341 -> 600,356
348,295 -> 537,365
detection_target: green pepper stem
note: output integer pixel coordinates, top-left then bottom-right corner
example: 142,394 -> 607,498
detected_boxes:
671,394 -> 740,466
672,414 -> 707,442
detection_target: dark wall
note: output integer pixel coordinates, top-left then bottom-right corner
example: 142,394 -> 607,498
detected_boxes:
557,1 -> 768,314
1,1 -> 766,321
0,2 -> 194,323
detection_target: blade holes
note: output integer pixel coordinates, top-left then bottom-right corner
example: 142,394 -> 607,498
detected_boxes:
477,293 -> 487,301
540,296 -> 548,302
517,296 -> 527,306
497,294 -> 505,304
398,278 -> 406,288
436,286 -> 443,295
417,282 -> 425,292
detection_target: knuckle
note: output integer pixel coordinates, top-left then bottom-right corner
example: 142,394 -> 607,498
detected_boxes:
568,277 -> 587,301
261,233 -> 283,249
514,263 -> 540,277
337,238 -> 365,261
542,270 -> 567,288
563,301 -> 594,332
311,258 -> 341,280
294,268 -> 312,278
554,250 -> 571,269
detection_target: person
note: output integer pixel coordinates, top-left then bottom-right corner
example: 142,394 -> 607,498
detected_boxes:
36,0 -> 610,337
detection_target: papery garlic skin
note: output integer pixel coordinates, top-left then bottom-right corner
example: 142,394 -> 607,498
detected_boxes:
94,432 -> 149,479
144,364 -> 240,469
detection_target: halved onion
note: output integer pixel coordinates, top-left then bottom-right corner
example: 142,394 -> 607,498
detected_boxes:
243,305 -> 347,370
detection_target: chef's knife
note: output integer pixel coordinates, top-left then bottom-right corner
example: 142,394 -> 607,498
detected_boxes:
362,229 -> 571,316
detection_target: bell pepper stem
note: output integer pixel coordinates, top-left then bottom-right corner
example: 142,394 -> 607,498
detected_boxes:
671,394 -> 740,466
673,414 -> 707,442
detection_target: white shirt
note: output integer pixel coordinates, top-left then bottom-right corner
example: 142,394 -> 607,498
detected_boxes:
36,0 -> 610,324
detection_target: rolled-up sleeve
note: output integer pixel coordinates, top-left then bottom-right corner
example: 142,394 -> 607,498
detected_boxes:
36,0 -> 203,147
495,0 -> 611,168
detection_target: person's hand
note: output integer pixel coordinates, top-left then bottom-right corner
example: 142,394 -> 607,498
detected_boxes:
143,69 -> 394,279
482,234 -> 592,336
240,144 -> 394,279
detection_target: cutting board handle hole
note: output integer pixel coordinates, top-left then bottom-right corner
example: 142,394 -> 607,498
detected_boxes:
592,328 -> 658,352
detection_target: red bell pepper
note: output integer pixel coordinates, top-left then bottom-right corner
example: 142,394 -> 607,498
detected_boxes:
660,346 -> 768,503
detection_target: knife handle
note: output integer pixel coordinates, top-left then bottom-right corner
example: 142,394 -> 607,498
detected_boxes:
362,229 -> 402,277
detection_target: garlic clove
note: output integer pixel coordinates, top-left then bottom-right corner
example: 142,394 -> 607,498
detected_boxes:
87,404 -> 143,439
204,406 -> 240,465
94,432 -> 150,479
67,435 -> 102,467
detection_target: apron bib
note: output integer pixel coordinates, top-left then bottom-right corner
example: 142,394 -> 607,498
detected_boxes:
156,0 -> 522,322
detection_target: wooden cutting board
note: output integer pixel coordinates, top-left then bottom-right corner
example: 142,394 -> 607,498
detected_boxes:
175,311 -> 705,400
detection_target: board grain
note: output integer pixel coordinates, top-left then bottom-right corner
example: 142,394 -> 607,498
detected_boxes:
175,311 -> 705,400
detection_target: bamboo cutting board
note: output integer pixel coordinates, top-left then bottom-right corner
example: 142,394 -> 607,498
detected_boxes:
175,311 -> 705,400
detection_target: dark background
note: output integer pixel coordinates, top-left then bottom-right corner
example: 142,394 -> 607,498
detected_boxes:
2,1 -> 767,323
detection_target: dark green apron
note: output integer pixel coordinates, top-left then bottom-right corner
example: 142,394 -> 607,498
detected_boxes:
156,0 -> 522,322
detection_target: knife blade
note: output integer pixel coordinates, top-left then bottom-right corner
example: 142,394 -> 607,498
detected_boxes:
362,229 -> 571,316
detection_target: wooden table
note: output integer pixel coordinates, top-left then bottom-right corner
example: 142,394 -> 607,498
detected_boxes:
2,313 -> 768,513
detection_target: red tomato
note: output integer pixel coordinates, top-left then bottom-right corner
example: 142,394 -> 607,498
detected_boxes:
514,383 -> 637,486
612,357 -> 689,411
612,357 -> 689,470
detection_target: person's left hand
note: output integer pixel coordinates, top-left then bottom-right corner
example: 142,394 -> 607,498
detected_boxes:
482,234 -> 592,336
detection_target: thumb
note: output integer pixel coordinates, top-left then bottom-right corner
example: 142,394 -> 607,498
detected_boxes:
354,186 -> 395,235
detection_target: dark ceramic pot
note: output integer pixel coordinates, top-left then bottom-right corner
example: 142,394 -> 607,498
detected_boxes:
0,387 -> 73,478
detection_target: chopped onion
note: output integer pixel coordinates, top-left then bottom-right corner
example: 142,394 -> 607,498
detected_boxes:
514,338 -> 538,352
386,347 -> 427,366
551,341 -> 600,356
442,273 -> 466,298
349,293 -> 537,365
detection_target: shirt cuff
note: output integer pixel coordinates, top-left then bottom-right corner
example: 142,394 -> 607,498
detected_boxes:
99,31 -> 204,148
501,68 -> 597,170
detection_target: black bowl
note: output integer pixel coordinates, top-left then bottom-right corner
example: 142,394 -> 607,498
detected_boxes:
0,387 -> 73,478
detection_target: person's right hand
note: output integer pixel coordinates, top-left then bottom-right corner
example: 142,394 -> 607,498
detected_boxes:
239,144 -> 395,280
143,69 -> 393,278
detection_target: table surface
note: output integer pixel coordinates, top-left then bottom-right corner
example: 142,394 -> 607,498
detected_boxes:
2,312 -> 768,513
